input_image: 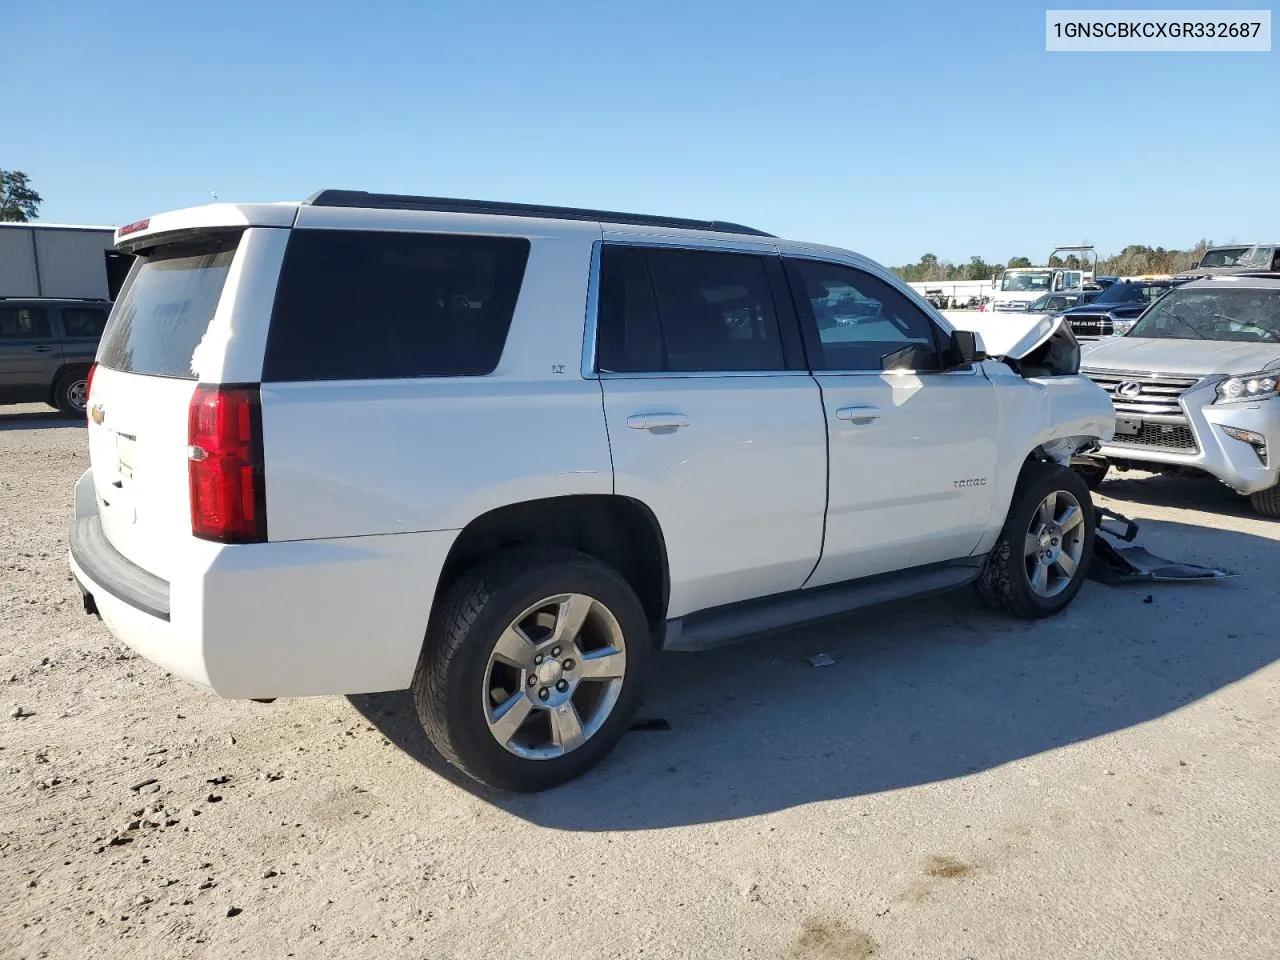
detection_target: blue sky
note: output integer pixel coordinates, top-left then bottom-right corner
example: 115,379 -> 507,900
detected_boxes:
5,1 -> 1275,265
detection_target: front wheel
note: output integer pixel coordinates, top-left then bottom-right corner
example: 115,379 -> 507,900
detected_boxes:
412,546 -> 651,792
1249,483 -> 1280,519
976,462 -> 1095,618
1072,457 -> 1109,491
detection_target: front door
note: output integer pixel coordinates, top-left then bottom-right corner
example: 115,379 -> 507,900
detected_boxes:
594,243 -> 827,618
782,258 -> 999,587
0,305 -> 61,400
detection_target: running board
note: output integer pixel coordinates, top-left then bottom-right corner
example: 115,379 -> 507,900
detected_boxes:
662,559 -> 984,653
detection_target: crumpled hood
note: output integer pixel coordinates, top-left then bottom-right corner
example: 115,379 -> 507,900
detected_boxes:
943,311 -> 1062,359
1080,337 -> 1280,376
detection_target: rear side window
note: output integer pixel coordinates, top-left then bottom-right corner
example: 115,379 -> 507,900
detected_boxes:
263,230 -> 530,382
596,245 -> 786,373
98,232 -> 241,379
0,307 -> 51,339
62,307 -> 109,339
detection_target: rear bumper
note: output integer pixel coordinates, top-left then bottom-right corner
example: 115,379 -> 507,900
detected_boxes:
68,469 -> 459,698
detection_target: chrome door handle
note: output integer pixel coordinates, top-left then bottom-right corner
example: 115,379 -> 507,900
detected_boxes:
835,405 -> 881,424
627,413 -> 690,431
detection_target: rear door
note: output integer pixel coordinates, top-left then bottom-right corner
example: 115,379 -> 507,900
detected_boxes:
56,304 -> 110,365
783,257 -> 998,586
88,231 -> 246,580
594,243 -> 826,618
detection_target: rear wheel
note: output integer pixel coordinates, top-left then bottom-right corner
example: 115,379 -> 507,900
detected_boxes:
412,546 -> 651,792
53,369 -> 90,416
976,462 -> 1095,618
1249,483 -> 1280,519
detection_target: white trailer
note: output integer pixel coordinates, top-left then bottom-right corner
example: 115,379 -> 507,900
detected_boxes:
0,223 -> 131,300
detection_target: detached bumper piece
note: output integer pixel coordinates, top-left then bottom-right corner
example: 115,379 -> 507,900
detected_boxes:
69,516 -> 171,620
1089,507 -> 1234,584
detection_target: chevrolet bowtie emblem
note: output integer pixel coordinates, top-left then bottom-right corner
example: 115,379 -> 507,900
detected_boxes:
90,403 -> 105,425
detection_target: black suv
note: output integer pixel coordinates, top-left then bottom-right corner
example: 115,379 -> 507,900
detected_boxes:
0,298 -> 110,415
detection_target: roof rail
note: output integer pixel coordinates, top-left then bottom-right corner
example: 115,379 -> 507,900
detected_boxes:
303,190 -> 775,238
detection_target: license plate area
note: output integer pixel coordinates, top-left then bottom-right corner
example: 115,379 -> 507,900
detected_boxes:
1115,417 -> 1142,437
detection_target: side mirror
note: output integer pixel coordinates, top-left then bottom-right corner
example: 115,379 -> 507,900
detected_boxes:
943,329 -> 986,368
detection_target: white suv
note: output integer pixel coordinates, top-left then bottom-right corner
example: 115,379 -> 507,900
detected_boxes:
68,191 -> 1114,791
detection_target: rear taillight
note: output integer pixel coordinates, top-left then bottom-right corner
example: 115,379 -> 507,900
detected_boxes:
188,384 -> 266,543
85,363 -> 97,405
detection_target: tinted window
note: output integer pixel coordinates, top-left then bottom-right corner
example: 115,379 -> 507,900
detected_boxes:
0,307 -> 51,339
98,232 -> 241,379
596,246 -> 785,373
62,307 -> 109,339
264,230 -> 529,382
787,260 -> 941,371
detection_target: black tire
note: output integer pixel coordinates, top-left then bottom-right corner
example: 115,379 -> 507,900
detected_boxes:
976,461 -> 1095,618
1249,483 -> 1280,519
412,545 -> 651,792
1073,457 -> 1109,491
52,369 -> 90,416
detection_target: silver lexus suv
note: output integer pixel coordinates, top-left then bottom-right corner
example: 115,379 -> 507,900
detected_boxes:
1079,275 -> 1280,518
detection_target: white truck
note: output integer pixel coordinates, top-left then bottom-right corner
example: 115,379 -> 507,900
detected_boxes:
0,223 -> 132,300
987,246 -> 1099,313
68,191 -> 1114,791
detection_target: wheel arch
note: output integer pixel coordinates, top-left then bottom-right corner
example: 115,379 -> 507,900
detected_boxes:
434,494 -> 670,632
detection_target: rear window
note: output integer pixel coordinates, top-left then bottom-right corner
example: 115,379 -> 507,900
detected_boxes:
62,307 -> 109,339
262,230 -> 530,382
98,232 -> 241,379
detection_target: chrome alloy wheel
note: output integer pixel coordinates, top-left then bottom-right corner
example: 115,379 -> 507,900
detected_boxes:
1024,489 -> 1086,598
66,378 -> 89,413
483,593 -> 628,760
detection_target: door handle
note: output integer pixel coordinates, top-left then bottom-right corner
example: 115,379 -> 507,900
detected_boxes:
32,345 -> 55,353
835,405 -> 881,424
627,413 -> 690,431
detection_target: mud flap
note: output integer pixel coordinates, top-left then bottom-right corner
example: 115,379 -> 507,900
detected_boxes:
1089,507 -> 1235,584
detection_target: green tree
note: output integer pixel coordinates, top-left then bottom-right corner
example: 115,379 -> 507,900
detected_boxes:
1007,256 -> 1031,268
0,170 -> 42,222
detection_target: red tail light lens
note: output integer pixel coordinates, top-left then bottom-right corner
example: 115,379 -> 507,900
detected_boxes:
188,384 -> 267,543
85,363 -> 98,405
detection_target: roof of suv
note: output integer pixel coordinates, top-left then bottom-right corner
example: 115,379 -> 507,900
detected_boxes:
303,190 -> 776,238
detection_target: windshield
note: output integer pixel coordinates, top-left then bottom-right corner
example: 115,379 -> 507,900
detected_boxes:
1238,244 -> 1277,268
1127,287 -> 1280,342
1199,247 -> 1249,268
1000,270 -> 1052,292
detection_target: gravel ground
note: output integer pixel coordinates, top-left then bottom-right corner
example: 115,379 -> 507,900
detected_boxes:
2,401 -> 1277,960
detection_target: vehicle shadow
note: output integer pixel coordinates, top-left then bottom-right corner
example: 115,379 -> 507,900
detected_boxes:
0,408 -> 85,431
350,518 -> 1279,830
1097,471 -> 1256,519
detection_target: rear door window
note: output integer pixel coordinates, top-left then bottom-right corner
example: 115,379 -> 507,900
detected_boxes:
263,230 -> 530,382
596,245 -> 787,373
61,307 -> 109,339
97,231 -> 241,379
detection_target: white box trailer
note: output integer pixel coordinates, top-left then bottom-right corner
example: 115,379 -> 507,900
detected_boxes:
0,223 -> 132,300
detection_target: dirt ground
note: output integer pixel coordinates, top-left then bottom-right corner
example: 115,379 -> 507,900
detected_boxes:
2,402 -> 1277,960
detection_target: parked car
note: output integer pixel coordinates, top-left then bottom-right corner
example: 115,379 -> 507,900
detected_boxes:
1026,290 -> 1099,314
1054,279 -> 1185,339
69,190 -> 1113,791
1079,275 -> 1280,517
0,297 -> 110,414
1176,243 -> 1279,280
1174,244 -> 1253,280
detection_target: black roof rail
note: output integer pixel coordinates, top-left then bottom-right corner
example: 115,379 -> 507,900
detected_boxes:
303,190 -> 775,238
